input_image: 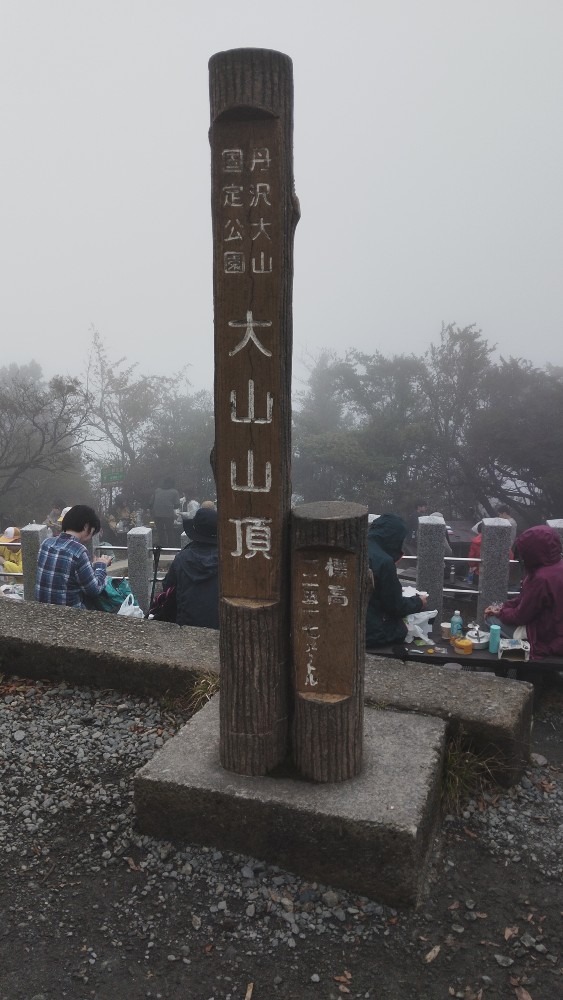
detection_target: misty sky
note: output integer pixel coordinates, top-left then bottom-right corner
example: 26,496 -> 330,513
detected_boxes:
1,1 -> 562,393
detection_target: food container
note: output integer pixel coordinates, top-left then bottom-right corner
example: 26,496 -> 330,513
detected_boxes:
466,629 -> 490,650
441,622 -> 452,639
453,637 -> 473,655
498,638 -> 530,661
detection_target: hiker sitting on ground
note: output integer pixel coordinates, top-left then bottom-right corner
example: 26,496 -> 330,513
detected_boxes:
366,513 -> 427,648
162,506 -> 219,629
35,504 -> 112,609
0,527 -> 23,576
484,525 -> 563,659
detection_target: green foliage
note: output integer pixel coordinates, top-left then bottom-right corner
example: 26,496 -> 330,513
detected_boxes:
293,325 -> 563,521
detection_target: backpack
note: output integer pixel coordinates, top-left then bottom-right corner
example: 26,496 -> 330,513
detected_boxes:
91,578 -> 137,613
147,585 -> 177,622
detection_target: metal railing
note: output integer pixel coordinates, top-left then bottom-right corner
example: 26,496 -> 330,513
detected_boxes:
397,554 -> 521,598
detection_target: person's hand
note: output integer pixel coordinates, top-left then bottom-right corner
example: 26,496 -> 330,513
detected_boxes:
484,603 -> 501,616
419,593 -> 428,608
97,555 -> 113,566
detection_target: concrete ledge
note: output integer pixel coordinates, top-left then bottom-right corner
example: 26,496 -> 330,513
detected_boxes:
365,656 -> 533,785
0,599 -> 219,697
0,602 -> 533,787
134,696 -> 447,907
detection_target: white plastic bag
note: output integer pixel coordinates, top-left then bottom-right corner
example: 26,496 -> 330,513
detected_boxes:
0,584 -> 24,601
405,610 -> 438,643
117,593 -> 144,618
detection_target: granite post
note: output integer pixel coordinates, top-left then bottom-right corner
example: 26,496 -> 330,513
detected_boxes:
127,527 -> 153,613
21,523 -> 48,600
546,518 -> 563,549
476,518 -> 512,626
416,515 -> 446,624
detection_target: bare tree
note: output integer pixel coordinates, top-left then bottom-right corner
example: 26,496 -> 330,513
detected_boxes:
0,365 -> 92,505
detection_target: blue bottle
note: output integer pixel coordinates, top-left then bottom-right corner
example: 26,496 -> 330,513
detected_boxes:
450,610 -> 463,638
488,624 -> 501,654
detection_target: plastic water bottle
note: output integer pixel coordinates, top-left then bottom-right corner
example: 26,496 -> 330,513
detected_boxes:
488,624 -> 501,654
450,609 -> 463,638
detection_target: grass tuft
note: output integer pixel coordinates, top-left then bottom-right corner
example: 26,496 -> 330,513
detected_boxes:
186,672 -> 220,716
442,729 -> 502,813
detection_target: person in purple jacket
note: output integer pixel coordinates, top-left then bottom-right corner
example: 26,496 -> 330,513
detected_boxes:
485,524 -> 563,659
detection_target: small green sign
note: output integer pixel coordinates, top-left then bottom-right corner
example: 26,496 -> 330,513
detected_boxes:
101,466 -> 125,486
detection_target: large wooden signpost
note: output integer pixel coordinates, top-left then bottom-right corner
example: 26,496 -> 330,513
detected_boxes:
210,49 -> 300,775
135,48 -> 438,909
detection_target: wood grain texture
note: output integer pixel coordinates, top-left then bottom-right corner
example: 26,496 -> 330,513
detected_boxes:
291,502 -> 369,782
210,49 -> 298,775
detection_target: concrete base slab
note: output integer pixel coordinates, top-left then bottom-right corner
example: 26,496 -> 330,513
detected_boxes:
365,657 -> 533,786
134,696 -> 446,907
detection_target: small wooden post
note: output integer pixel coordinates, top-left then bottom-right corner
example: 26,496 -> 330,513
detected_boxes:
209,49 -> 299,775
291,502 -> 369,782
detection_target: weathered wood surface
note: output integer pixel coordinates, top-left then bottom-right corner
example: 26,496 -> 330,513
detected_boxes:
291,501 -> 369,782
209,48 -> 299,775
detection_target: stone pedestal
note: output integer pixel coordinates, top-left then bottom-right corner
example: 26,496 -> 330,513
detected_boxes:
20,523 -> 48,600
476,518 -> 512,625
127,527 -> 153,613
134,695 -> 446,907
416,516 -> 447,623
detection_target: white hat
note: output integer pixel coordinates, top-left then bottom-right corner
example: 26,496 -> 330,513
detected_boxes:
0,526 -> 21,543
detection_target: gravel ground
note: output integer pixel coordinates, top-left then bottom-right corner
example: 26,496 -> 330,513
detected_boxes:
0,674 -> 561,1000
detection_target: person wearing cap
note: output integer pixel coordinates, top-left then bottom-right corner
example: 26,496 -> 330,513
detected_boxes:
0,527 -> 23,575
35,504 -> 112,609
43,500 -> 65,536
161,507 -> 219,629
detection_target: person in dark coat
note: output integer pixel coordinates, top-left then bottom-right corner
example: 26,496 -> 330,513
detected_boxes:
485,525 -> 563,659
162,506 -> 219,629
366,513 -> 427,648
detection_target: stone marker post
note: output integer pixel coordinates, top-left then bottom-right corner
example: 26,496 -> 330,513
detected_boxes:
546,518 -> 563,549
127,527 -> 153,614
210,48 -> 300,775
416,515 -> 446,624
291,502 -> 369,782
476,518 -> 512,625
21,523 -> 48,600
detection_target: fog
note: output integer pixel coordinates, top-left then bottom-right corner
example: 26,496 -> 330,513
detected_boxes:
1,0 -> 562,391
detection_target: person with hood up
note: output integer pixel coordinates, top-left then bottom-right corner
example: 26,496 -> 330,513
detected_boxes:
366,513 -> 427,648
162,506 -> 219,629
484,524 -> 563,659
